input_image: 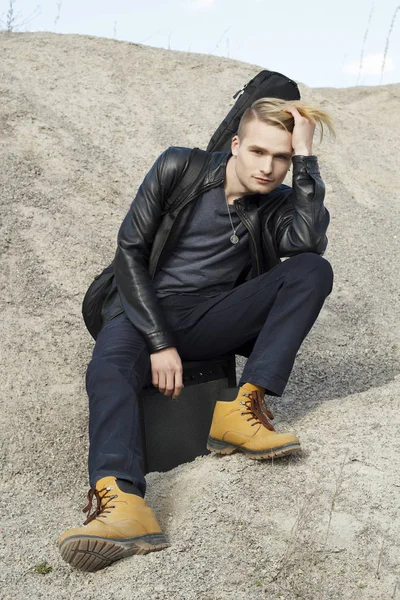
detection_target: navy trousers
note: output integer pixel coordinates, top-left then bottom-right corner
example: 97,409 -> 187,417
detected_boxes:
86,253 -> 333,495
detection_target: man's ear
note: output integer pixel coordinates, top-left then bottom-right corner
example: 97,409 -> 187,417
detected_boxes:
231,135 -> 239,157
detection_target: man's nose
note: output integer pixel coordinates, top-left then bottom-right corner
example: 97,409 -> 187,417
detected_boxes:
260,157 -> 273,175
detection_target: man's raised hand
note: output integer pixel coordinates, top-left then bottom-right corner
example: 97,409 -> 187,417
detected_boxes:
284,106 -> 315,156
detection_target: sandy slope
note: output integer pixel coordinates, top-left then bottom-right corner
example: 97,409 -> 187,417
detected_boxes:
0,32 -> 399,600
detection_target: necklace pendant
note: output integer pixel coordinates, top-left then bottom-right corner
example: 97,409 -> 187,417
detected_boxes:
230,234 -> 239,244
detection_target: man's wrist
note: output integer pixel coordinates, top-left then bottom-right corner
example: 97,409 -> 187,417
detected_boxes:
293,148 -> 313,157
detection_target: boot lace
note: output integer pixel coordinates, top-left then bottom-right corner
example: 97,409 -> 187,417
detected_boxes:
82,485 -> 118,525
240,390 -> 275,431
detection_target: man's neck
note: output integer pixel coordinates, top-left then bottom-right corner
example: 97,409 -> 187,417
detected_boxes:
224,156 -> 247,205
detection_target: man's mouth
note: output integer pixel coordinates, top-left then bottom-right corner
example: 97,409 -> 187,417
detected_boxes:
254,176 -> 274,183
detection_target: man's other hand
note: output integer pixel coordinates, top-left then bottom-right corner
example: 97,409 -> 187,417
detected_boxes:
150,347 -> 184,398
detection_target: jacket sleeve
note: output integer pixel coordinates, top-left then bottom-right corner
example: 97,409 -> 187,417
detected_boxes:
113,147 -> 190,353
273,155 -> 330,257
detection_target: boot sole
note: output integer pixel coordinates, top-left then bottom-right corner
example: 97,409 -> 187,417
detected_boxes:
59,533 -> 169,572
207,435 -> 301,459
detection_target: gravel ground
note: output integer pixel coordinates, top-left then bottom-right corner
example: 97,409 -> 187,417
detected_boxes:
0,31 -> 399,600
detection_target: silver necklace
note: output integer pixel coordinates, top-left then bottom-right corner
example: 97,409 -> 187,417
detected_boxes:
225,197 -> 242,244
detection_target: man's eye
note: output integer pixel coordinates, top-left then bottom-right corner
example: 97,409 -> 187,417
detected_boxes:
253,150 -> 263,155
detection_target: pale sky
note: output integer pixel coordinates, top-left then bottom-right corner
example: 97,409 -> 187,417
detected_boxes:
1,0 -> 399,88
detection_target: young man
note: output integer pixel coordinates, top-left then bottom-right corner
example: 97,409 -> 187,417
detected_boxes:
59,98 -> 334,571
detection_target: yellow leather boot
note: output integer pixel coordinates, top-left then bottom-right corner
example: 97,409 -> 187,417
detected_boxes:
207,383 -> 301,459
58,476 -> 169,571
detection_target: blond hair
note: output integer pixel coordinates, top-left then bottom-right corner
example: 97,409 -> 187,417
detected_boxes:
237,97 -> 335,144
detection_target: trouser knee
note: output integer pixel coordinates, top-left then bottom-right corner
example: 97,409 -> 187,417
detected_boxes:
285,252 -> 334,296
86,354 -> 150,395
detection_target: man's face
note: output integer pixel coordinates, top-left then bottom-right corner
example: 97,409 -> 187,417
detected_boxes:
231,118 -> 293,195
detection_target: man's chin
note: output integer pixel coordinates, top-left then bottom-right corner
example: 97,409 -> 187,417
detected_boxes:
251,181 -> 278,194
240,178 -> 280,196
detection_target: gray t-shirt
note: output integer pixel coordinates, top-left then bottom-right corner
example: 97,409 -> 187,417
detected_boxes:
153,184 -> 250,298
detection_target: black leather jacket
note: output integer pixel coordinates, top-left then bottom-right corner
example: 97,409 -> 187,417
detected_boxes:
101,146 -> 329,353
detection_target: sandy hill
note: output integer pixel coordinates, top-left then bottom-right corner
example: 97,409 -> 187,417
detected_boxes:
1,31 -> 399,600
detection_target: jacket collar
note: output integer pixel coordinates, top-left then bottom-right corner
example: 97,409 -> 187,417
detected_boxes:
204,151 -> 231,186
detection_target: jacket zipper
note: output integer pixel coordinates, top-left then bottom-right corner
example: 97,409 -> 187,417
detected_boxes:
234,201 -> 261,276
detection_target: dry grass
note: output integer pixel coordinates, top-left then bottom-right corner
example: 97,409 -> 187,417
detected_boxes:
54,1 -> 62,31
380,5 -> 400,84
357,3 -> 374,85
0,0 -> 40,32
